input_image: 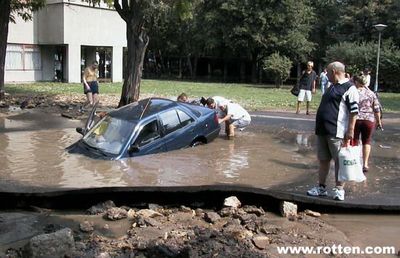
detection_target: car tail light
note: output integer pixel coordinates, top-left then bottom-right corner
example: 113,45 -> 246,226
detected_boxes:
214,112 -> 219,125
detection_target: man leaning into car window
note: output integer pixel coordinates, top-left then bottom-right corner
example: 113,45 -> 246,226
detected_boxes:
206,97 -> 251,139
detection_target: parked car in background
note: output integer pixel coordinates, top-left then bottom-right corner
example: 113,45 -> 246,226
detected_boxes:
67,98 -> 221,159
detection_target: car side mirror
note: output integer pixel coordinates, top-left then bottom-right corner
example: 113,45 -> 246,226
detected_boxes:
128,144 -> 140,153
76,127 -> 84,135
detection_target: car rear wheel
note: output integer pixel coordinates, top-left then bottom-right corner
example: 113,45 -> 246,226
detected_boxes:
191,140 -> 204,147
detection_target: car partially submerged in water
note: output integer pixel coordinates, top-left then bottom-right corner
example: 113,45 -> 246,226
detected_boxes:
67,98 -> 221,160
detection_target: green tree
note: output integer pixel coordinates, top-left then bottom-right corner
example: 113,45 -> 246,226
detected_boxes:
215,0 -> 315,83
0,0 -> 45,99
325,41 -> 375,75
263,52 -> 292,88
147,1 -> 200,79
325,40 -> 400,92
110,0 -> 191,106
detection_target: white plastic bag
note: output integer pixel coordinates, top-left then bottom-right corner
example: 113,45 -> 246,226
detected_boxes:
338,145 -> 366,182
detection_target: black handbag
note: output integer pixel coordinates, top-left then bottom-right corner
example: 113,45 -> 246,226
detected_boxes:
290,84 -> 300,96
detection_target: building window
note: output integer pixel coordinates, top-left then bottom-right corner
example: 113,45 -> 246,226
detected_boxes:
5,44 -> 41,71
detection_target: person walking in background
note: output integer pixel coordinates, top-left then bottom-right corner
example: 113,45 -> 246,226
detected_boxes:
83,61 -> 99,107
319,68 -> 330,94
362,68 -> 371,88
307,61 -> 359,201
352,74 -> 382,173
296,61 -> 317,115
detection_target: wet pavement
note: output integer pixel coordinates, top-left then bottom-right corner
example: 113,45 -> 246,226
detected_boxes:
0,109 -> 399,210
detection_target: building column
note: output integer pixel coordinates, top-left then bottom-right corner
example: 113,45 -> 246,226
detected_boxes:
66,44 -> 81,83
112,46 -> 123,83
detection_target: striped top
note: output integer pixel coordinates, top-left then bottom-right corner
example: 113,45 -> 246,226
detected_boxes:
315,79 -> 359,138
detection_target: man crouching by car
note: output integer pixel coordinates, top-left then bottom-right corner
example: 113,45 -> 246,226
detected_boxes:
206,97 -> 251,139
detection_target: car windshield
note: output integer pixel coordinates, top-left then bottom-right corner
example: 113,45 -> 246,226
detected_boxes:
82,116 -> 136,155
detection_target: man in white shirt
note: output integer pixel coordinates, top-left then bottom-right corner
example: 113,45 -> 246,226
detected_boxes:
206,97 -> 251,138
205,96 -> 231,119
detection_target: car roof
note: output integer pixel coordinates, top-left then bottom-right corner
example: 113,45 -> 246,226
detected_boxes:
108,98 -> 178,121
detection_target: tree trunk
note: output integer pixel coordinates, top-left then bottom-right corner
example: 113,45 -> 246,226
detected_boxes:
186,54 -> 193,79
297,62 -> 302,81
223,61 -> 228,83
193,56 -> 198,79
118,19 -> 149,107
240,61 -> 246,83
251,52 -> 257,83
207,62 -> 211,80
178,57 -> 182,79
0,0 -> 11,100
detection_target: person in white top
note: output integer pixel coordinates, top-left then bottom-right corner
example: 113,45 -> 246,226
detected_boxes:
205,96 -> 231,118
362,68 -> 371,88
206,97 -> 251,138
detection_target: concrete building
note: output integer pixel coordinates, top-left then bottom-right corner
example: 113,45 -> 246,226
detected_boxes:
5,0 -> 126,83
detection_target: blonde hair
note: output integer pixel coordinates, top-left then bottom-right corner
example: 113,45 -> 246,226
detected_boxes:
354,74 -> 369,85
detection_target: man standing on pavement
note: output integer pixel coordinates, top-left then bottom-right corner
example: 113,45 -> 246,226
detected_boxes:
296,61 -> 317,115
307,61 -> 359,201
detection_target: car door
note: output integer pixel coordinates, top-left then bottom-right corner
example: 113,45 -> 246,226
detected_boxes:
128,119 -> 166,157
82,101 -> 99,135
159,108 -> 196,151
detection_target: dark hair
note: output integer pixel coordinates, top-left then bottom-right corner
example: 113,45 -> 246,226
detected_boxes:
200,97 -> 207,106
177,92 -> 188,101
205,97 -> 215,106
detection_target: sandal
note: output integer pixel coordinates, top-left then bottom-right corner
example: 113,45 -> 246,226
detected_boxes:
362,167 -> 369,173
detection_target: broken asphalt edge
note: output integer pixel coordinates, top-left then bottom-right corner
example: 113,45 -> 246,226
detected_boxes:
0,185 -> 399,213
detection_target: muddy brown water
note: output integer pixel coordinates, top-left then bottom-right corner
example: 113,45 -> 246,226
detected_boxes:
0,110 -> 399,255
0,112 -> 316,192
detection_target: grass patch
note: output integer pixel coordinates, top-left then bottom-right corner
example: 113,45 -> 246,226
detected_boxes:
5,80 -> 400,112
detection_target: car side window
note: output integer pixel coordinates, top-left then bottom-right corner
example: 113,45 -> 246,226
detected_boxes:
134,120 -> 160,147
159,109 -> 182,135
177,109 -> 194,127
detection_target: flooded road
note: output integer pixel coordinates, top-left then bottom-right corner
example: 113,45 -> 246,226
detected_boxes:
0,110 -> 399,203
1,110 -> 399,256
0,111 -> 317,192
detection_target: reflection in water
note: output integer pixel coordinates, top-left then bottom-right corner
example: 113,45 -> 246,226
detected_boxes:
296,133 -> 309,147
214,142 -> 249,179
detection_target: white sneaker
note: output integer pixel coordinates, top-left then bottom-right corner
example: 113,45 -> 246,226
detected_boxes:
333,188 -> 345,201
307,186 -> 328,197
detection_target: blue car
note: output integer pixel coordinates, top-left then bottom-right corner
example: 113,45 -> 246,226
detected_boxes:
67,98 -> 221,159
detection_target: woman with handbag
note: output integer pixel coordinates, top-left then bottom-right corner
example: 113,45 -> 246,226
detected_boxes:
352,74 -> 383,173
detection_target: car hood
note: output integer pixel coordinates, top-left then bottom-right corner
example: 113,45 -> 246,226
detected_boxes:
66,140 -> 118,160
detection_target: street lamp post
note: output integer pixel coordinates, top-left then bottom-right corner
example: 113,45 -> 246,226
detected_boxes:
373,23 -> 387,93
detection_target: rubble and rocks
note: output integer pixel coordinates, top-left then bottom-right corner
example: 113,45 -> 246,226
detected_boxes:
105,207 -> 128,221
304,209 -> 322,218
1,196 -> 354,258
223,196 -> 241,208
23,228 -> 75,258
279,201 -> 298,217
87,200 -> 116,215
0,93 -> 152,120
80,221 -> 95,233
